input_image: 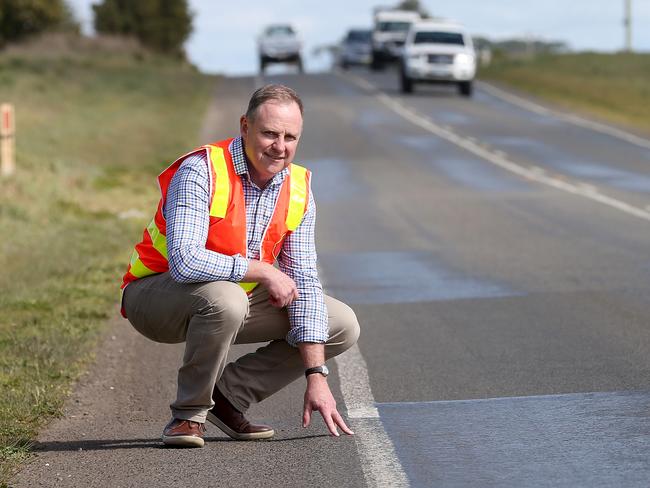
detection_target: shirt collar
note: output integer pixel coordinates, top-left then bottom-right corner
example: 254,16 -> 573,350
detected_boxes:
229,136 -> 289,187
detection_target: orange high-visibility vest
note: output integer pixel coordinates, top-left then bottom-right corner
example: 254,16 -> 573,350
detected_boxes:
120,138 -> 311,304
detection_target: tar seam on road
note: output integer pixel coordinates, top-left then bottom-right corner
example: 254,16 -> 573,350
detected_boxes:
339,71 -> 650,223
335,344 -> 410,488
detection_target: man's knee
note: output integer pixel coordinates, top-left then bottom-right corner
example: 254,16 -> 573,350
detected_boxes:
326,297 -> 360,354
195,281 -> 250,332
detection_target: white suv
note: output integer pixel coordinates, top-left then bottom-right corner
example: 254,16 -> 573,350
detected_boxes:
258,24 -> 303,74
400,21 -> 476,96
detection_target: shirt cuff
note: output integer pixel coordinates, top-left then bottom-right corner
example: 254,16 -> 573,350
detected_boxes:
230,254 -> 249,282
285,327 -> 328,348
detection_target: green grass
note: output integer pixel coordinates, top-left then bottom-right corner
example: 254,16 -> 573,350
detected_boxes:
0,34 -> 215,483
479,52 -> 650,134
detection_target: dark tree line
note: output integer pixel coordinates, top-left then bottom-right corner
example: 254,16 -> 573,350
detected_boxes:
93,0 -> 193,56
0,0 -> 193,56
0,0 -> 78,46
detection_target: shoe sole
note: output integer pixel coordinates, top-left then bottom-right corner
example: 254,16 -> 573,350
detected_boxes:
206,412 -> 275,440
162,434 -> 205,448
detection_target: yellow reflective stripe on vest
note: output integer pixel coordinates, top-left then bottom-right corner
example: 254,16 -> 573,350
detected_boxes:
146,218 -> 168,259
239,282 -> 258,293
286,164 -> 308,231
209,147 -> 230,218
129,250 -> 155,278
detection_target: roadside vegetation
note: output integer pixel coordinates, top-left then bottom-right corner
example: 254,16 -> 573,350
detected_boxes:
0,34 -> 214,483
479,52 -> 650,134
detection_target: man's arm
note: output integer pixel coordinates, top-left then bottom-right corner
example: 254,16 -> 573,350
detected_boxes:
165,153 -> 249,283
279,191 -> 353,436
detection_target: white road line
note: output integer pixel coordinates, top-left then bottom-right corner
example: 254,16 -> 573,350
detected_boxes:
335,345 -> 410,488
335,343 -> 379,419
477,81 -> 650,150
340,72 -> 650,223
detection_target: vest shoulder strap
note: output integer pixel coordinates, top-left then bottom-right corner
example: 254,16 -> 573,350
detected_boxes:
206,145 -> 231,219
286,163 -> 310,231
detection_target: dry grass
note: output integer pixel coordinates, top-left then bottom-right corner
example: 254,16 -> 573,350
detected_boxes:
479,52 -> 650,134
0,34 -> 215,483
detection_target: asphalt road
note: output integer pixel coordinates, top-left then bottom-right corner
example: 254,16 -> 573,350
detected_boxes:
12,68 -> 650,487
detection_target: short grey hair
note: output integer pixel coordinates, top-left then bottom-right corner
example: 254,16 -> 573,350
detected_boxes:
245,84 -> 304,121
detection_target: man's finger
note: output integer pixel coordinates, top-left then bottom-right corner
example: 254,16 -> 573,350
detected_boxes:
333,410 -> 354,435
302,406 -> 311,428
322,412 -> 340,437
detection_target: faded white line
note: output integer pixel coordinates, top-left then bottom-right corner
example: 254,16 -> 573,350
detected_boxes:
320,258 -> 410,487
335,343 -> 379,419
335,344 -> 410,488
478,81 -> 650,150
340,72 -> 650,223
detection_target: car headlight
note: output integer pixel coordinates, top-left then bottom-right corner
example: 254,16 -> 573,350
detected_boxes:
455,53 -> 475,66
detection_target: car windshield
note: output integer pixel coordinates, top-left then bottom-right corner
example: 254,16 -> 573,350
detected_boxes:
414,31 -> 465,45
347,30 -> 371,42
378,21 -> 411,33
266,25 -> 295,37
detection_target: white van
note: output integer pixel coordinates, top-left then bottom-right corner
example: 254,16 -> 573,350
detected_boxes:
371,9 -> 421,70
400,20 -> 476,96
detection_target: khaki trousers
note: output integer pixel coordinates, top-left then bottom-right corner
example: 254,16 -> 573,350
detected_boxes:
122,272 -> 360,422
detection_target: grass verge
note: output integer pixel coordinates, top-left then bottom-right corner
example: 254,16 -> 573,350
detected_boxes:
478,52 -> 650,134
0,34 -> 215,483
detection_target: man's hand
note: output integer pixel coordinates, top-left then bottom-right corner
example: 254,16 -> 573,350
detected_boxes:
298,340 -> 352,437
302,374 -> 354,437
243,260 -> 298,308
263,266 -> 299,308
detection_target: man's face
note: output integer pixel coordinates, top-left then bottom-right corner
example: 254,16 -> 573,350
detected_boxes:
240,101 -> 303,187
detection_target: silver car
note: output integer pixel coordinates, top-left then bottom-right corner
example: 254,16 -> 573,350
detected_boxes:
339,29 -> 372,69
258,24 -> 303,74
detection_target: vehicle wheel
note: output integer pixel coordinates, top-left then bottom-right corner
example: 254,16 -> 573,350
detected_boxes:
400,71 -> 413,94
371,52 -> 384,71
259,58 -> 266,75
458,81 -> 473,97
296,58 -> 304,73
341,60 -> 349,70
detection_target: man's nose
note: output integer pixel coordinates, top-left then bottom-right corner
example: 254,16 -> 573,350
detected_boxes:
272,137 -> 286,154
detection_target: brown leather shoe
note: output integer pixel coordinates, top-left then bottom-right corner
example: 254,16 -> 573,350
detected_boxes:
162,418 -> 206,447
207,389 -> 275,440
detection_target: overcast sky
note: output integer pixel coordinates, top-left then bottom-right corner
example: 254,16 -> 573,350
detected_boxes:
68,1 -> 650,75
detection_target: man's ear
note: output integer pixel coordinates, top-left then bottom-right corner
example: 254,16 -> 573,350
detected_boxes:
240,115 -> 248,139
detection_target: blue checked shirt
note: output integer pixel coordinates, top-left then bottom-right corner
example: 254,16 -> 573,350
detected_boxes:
164,137 -> 328,346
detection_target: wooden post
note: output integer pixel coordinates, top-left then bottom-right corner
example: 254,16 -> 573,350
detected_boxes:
1,103 -> 16,177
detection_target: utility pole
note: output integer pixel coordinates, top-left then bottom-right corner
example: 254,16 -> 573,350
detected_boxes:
623,0 -> 632,52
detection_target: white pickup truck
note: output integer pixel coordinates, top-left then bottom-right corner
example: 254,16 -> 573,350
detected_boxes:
400,20 -> 476,96
257,24 -> 303,74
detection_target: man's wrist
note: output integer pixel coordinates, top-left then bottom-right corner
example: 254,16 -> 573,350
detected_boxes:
306,372 -> 328,384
